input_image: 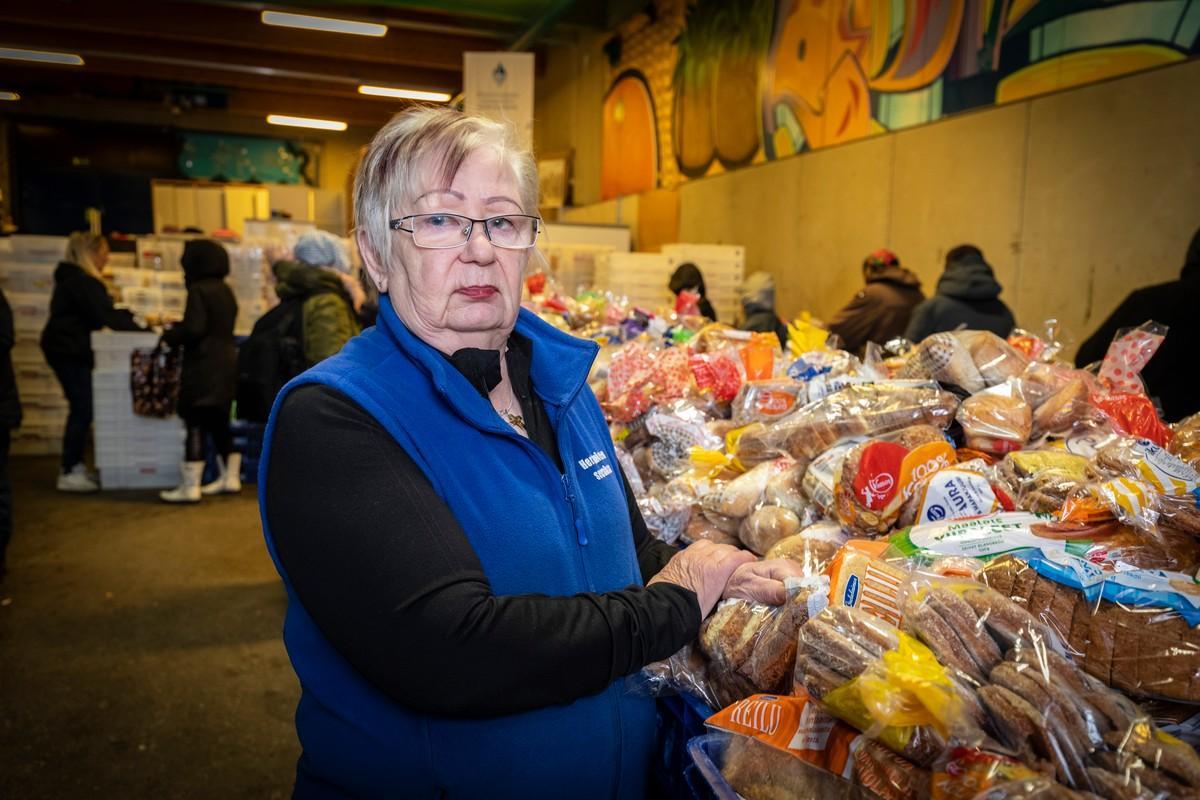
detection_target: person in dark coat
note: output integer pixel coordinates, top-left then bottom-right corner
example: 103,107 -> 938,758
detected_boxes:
159,239 -> 239,503
0,289 -> 21,581
827,248 -> 924,354
904,245 -> 1016,342
1075,225 -> 1200,422
668,262 -> 717,321
40,232 -> 144,492
739,271 -> 788,348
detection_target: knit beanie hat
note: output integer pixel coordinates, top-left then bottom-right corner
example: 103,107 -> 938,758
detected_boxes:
294,231 -> 350,274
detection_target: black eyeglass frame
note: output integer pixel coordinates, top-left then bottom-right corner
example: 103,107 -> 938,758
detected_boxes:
388,213 -> 542,250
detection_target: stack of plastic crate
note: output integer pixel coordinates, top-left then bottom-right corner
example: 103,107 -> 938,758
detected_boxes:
91,331 -> 185,489
541,243 -> 613,296
0,235 -> 69,455
593,252 -> 680,312
659,244 -> 745,324
224,242 -> 274,336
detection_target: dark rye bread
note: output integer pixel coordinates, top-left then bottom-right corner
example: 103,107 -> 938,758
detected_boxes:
980,555 -> 1200,703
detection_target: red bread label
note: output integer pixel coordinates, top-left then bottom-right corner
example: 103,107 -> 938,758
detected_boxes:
755,390 -> 797,416
854,442 -> 908,510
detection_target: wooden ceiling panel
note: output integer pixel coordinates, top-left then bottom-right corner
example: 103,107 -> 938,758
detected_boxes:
0,0 -> 502,73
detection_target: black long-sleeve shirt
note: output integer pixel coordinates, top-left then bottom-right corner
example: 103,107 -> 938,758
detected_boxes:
264,339 -> 698,719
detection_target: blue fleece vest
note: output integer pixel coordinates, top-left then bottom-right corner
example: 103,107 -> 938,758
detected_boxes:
258,298 -> 655,799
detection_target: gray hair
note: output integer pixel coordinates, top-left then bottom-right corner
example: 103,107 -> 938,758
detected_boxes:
64,232 -> 106,278
353,106 -> 539,288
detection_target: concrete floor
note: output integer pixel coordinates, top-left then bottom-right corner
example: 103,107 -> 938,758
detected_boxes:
0,457 -> 299,799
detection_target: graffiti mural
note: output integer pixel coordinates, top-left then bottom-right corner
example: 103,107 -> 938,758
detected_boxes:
598,0 -> 1200,197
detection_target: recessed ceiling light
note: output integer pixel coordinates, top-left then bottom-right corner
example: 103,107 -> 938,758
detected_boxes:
0,91 -> 19,101
261,10 -> 386,37
0,47 -> 83,66
266,114 -> 348,132
358,85 -> 452,102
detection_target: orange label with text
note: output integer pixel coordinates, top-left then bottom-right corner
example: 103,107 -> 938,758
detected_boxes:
707,693 -> 860,774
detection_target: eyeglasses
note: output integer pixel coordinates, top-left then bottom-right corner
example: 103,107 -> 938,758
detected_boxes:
389,213 -> 541,249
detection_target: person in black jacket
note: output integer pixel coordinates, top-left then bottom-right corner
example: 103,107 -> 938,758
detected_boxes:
739,271 -> 788,348
40,232 -> 144,492
159,240 -> 239,503
0,289 -> 21,581
668,262 -> 717,321
1075,225 -> 1200,422
904,245 -> 1016,342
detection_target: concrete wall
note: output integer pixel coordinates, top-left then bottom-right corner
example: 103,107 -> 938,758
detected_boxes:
671,59 -> 1200,353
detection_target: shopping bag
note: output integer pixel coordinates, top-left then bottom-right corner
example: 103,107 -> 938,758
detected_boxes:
130,344 -> 181,418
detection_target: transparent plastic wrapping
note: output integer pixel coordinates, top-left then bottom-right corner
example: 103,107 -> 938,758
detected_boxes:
643,402 -> 723,479
696,730 -> 874,800
602,339 -> 695,422
952,330 -> 1031,388
894,576 -> 1200,795
899,461 -> 1013,528
734,384 -> 959,468
956,381 -> 1033,455
994,451 -> 1091,515
888,510 -> 1200,574
1082,436 -> 1200,535
978,554 -> 1200,704
738,505 -> 802,556
1029,371 -> 1097,438
794,605 -> 974,766
803,437 -> 865,514
897,332 -> 986,394
703,696 -> 931,800
731,378 -> 806,425
1170,412 -> 1200,469
765,521 -> 849,576
701,457 -> 794,520
688,346 -> 745,405
637,493 -> 692,545
832,425 -> 957,537
699,580 -> 827,699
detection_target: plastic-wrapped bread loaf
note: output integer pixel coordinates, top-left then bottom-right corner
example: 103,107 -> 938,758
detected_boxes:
734,384 -> 959,465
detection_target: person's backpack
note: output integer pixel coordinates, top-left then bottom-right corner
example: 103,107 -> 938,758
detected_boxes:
235,295 -> 310,422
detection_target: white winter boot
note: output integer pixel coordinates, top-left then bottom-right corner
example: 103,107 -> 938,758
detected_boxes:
201,452 -> 243,495
159,462 -> 205,504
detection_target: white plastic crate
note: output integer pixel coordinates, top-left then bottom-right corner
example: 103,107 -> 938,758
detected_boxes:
6,235 -> 68,262
106,252 -> 137,269
8,292 -> 49,332
95,438 -> 185,465
99,461 -> 182,490
0,262 -> 56,294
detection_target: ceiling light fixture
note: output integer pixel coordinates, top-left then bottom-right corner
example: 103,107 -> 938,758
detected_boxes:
261,10 -> 386,37
0,91 -> 19,101
0,47 -> 84,66
358,85 -> 452,102
266,114 -> 348,132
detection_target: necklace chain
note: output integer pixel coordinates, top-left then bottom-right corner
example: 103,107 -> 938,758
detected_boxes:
499,393 -> 525,429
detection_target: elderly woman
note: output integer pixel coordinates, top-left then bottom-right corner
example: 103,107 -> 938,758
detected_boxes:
260,108 -> 797,799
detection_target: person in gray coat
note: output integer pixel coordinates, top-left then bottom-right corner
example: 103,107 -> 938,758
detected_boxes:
904,245 -> 1015,342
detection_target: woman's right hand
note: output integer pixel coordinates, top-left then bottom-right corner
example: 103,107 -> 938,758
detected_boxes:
647,541 -> 756,618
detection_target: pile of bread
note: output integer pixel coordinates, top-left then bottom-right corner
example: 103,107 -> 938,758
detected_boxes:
613,324 -> 1200,799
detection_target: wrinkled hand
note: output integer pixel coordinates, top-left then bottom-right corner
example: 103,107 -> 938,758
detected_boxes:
722,559 -> 809,606
647,540 -> 756,618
